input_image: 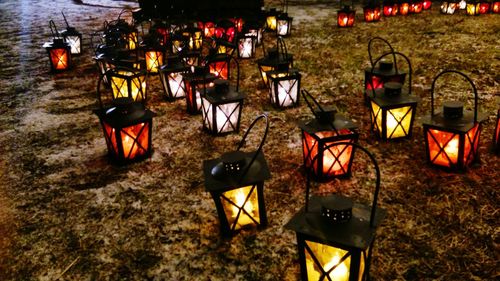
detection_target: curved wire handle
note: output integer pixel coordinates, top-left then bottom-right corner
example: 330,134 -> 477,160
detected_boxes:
301,89 -> 339,134
430,70 -> 478,122
236,114 -> 270,184
229,55 -> 240,91
61,10 -> 70,28
49,20 -> 60,39
118,8 -> 134,25
369,51 -> 412,98
368,37 -> 398,72
305,142 -> 381,228
277,36 -> 288,61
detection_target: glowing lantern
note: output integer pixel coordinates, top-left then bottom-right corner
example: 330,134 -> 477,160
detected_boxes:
182,66 -> 217,114
422,70 -> 486,171
266,8 -> 279,31
215,38 -> 237,57
369,52 -> 418,140
179,50 -> 201,67
337,5 -> 356,27
364,37 -> 406,103
423,0 -> 432,9
44,20 -> 72,72
459,0 -> 468,8
300,90 -> 358,182
205,50 -> 231,80
285,142 -> 386,281
182,27 -> 203,51
276,12 -> 293,36
230,18 -> 244,33
159,56 -> 190,100
257,38 -> 294,86
237,33 -> 257,59
383,0 -> 399,16
466,1 -> 481,14
493,109 -> 500,154
215,19 -> 236,43
478,1 -> 491,13
141,36 -> 164,74
364,4 -> 382,22
202,80 -> 245,135
170,33 -> 188,54
492,1 -> 500,12
199,20 -> 216,38
441,1 -> 459,13
151,22 -> 170,46
60,12 -> 82,55
204,114 -> 270,236
245,20 -> 264,46
409,0 -> 424,13
95,101 -> 155,164
399,0 -> 411,15
102,67 -> 148,103
266,64 -> 301,108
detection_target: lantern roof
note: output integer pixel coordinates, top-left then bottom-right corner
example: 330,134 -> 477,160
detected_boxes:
182,67 -> 217,82
160,56 -> 189,72
61,26 -> 81,37
94,100 -> 155,128
421,108 -> 487,133
204,150 -> 271,192
364,60 -> 406,77
43,38 -> 69,49
369,84 -> 419,107
204,80 -> 246,104
256,49 -> 293,67
299,112 -> 358,134
285,195 -> 386,249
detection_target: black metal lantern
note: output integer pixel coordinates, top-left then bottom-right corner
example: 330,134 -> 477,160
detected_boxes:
266,64 -> 301,108
44,20 -> 72,72
61,12 -> 82,55
182,66 -> 217,114
204,114 -> 271,237
369,52 -> 418,140
237,33 -> 257,59
214,38 -> 237,57
300,90 -> 359,182
245,20 -> 264,46
337,1 -> 356,27
204,49 -> 232,80
422,70 -> 487,171
182,26 -> 203,51
170,32 -> 188,54
141,36 -> 165,74
364,37 -> 407,103
276,12 -> 293,37
266,8 -> 280,31
466,0 -> 481,15
285,142 -> 386,281
159,56 -> 190,100
94,100 -> 155,164
441,0 -> 459,13
99,66 -> 148,104
492,1 -> 500,12
364,2 -> 382,22
494,108 -> 500,154
214,19 -> 237,44
383,0 -> 399,16
256,37 -> 294,87
409,0 -> 424,13
179,49 -> 201,67
202,79 -> 245,135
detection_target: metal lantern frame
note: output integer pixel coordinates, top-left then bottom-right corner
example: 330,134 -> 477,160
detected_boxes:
466,0 -> 481,15
60,11 -> 83,55
182,26 -> 203,51
44,20 -> 72,72
300,90 -> 359,182
205,51 -> 233,80
383,0 -> 399,16
478,1 -> 491,13
182,66 -> 218,114
237,32 -> 257,59
285,142 -> 386,281
363,2 -> 382,22
276,11 -> 293,37
159,55 -> 190,101
214,19 -> 237,44
409,0 -> 424,13
399,0 -> 411,15
266,8 -> 280,31
256,37 -> 294,87
266,65 -> 302,109
369,51 -> 418,140
97,66 -> 148,105
141,39 -> 165,74
441,0 -> 459,14
492,1 -> 500,13
337,0 -> 356,27
422,70 -> 487,171
203,114 -> 271,237
364,37 -> 407,103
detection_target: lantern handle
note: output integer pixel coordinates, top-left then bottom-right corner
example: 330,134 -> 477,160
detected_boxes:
61,10 -> 70,28
430,70 -> 478,123
277,36 -> 288,61
304,142 -> 381,228
369,51 -> 412,97
368,37 -> 398,73
236,114 -> 270,183
301,89 -> 339,135
229,55 -> 240,91
117,8 -> 135,25
49,20 -> 60,39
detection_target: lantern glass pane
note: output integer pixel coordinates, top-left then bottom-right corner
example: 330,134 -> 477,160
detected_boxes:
239,38 -> 254,58
172,40 -> 185,54
203,99 -> 241,134
400,3 -> 410,14
466,3 -> 478,14
184,31 -> 202,50
128,32 -> 137,50
305,241 -> 351,281
277,20 -> 289,36
221,185 -> 260,230
65,35 -> 81,54
259,65 -> 273,85
463,123 -> 480,166
103,122 -> 119,155
370,102 -> 384,138
145,51 -> 163,73
110,71 -> 146,101
270,75 -> 299,107
366,75 -> 383,90
493,2 -> 500,12
266,16 -> 277,30
386,106 -> 413,139
50,48 -> 69,70
164,72 -> 186,98
427,129 -> 460,167
204,22 -> 215,37
120,122 -> 149,160
209,61 -> 229,80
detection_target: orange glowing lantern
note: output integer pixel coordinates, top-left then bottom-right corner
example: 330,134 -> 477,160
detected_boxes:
205,50 -> 232,80
141,36 -> 164,74
300,90 -> 359,182
95,101 -> 155,164
383,0 -> 399,16
204,114 -> 271,236
492,1 -> 500,12
422,70 -> 487,171
338,4 -> 356,27
182,27 -> 203,51
286,142 -> 386,281
493,109 -> 500,154
257,38 -> 294,87
182,66 -> 217,114
409,0 -> 424,13
399,0 -> 411,15
44,20 -> 72,72
364,4 -> 382,22
199,20 -> 216,38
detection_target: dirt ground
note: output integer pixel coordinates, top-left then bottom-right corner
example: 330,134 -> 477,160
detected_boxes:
0,0 -> 499,280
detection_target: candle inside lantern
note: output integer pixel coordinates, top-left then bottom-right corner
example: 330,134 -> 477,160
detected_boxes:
111,71 -> 147,101
239,38 -> 253,58
128,32 -> 137,50
305,241 -> 351,281
145,51 -> 163,73
222,185 -> 259,230
428,129 -> 459,167
121,123 -> 148,159
209,62 -> 229,80
50,48 -> 69,70
168,72 -> 185,98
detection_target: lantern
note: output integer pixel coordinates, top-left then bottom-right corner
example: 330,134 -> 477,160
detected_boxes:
409,0 -> 424,13
141,36 -> 164,74
182,27 -> 203,51
179,50 -> 201,67
203,114 -> 271,236
383,0 -> 399,16
159,56 -> 190,100
245,20 -> 264,46
423,0 -> 432,9
478,1 -> 491,13
257,38 -> 294,86
237,33 -> 257,59
422,70 -> 487,171
276,12 -> 293,36
202,79 -> 245,135
466,0 -> 481,14
94,100 -> 155,164
151,21 -> 170,46
459,0 -> 468,8
266,8 -> 279,31
300,90 -> 359,182
182,66 -> 217,114
200,20 -> 216,38
492,1 -> 500,12
441,1 -> 459,13
364,4 -> 382,22
337,4 -> 356,27
215,19 -> 236,43
364,37 -> 407,103
170,33 -> 188,54
285,142 -> 386,281
105,13 -> 139,51
205,50 -> 232,80
61,12 -> 82,55
44,20 -> 72,72
399,0 -> 411,15
493,109 -> 500,154
369,52 -> 418,140
266,64 -> 301,108
215,39 -> 237,57
102,67 -> 148,103
230,17 -> 244,33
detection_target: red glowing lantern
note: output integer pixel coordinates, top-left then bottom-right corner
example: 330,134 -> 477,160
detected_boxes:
215,19 -> 236,43
43,20 -> 72,72
493,109 -> 500,154
364,4 -> 382,22
182,66 -> 217,114
199,20 -> 216,38
423,0 -> 432,9
151,22 -> 170,46
422,70 -> 487,171
478,1 -> 491,13
492,1 -> 500,12
383,0 -> 399,16
205,50 -> 232,80
230,17 -> 244,33
300,90 -> 359,182
338,3 -> 356,27
409,0 -> 424,13
399,0 -> 411,15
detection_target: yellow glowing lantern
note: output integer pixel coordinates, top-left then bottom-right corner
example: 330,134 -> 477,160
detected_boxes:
466,0 -> 481,14
103,67 -> 148,103
266,8 -> 279,31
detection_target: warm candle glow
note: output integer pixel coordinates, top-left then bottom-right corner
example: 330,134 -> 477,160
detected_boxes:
428,129 -> 459,167
386,106 -> 413,139
167,73 -> 185,98
222,186 -> 259,230
145,51 -> 163,73
111,71 -> 147,101
400,3 -> 410,14
459,0 -> 467,9
127,32 -> 137,50
266,16 -> 277,31
50,48 -> 69,70
239,38 -> 253,58
120,123 -> 148,160
269,74 -> 299,108
65,36 -> 80,54
209,62 -> 228,80
305,241 -> 350,281
277,20 -> 289,36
